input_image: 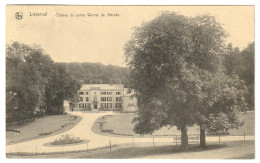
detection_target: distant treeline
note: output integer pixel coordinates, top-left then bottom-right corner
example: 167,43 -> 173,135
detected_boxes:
58,62 -> 130,87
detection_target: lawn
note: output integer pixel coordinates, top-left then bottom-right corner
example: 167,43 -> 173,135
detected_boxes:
6,113 -> 82,145
93,111 -> 254,137
102,113 -> 200,136
7,140 -> 254,159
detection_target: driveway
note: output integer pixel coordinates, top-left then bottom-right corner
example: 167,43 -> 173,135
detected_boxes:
6,111 -> 255,154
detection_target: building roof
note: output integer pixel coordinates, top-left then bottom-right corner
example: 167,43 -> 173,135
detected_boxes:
80,84 -> 124,91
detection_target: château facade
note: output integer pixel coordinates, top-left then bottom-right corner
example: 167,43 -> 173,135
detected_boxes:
76,84 -> 137,112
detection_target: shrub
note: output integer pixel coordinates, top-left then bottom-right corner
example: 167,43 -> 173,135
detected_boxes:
101,129 -> 114,133
38,132 -> 53,136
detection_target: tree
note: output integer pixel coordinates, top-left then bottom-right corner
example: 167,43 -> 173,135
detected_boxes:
239,43 -> 254,110
50,63 -> 82,113
223,43 -> 254,110
198,71 -> 247,147
6,41 -> 82,117
6,42 -> 46,121
223,43 -> 240,76
125,12 -> 246,149
58,62 -> 129,86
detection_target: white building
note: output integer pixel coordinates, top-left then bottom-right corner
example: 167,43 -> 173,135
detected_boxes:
75,84 -> 137,112
76,84 -> 123,111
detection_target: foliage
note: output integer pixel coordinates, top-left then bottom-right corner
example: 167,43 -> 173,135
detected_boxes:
59,62 -> 130,87
51,134 -> 83,145
45,63 -> 81,114
125,11 -> 247,149
205,113 -> 243,135
6,42 -> 82,117
6,42 -> 46,117
198,70 -> 248,125
223,43 -> 254,110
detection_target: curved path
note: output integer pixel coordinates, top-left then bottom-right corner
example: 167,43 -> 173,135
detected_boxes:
6,111 -> 255,154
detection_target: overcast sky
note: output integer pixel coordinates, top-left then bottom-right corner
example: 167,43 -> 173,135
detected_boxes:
6,6 -> 254,67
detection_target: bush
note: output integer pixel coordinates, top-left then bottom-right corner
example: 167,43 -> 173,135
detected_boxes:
38,132 -> 53,136
101,129 -> 114,133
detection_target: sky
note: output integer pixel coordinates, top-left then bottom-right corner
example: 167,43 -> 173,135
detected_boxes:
6,5 -> 254,67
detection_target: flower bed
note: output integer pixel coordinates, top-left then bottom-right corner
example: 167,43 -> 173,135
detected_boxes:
51,134 -> 83,145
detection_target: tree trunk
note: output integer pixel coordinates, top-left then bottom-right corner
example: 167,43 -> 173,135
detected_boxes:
200,126 -> 206,148
181,126 -> 189,150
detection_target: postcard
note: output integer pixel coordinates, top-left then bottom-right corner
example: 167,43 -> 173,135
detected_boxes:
6,5 -> 254,159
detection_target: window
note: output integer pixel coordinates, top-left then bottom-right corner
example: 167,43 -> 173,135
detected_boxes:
86,97 -> 89,102
86,92 -> 89,95
79,92 -> 84,95
116,97 -> 121,102
107,92 -> 112,95
116,103 -> 121,108
107,103 -> 112,108
94,97 -> 97,101
101,103 -> 107,109
101,97 -> 106,101
107,97 -> 112,101
79,103 -> 84,108
101,92 -> 106,95
85,103 -> 90,108
79,97 -> 83,102
116,92 -> 121,95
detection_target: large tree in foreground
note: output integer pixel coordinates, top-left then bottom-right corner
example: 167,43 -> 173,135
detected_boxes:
125,12 -> 247,149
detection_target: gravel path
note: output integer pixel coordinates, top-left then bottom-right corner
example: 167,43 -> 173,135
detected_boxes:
6,111 -> 255,154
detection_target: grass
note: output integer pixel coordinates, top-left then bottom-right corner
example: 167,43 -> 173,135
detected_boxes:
7,140 -> 254,159
92,111 -> 254,137
6,113 -> 82,145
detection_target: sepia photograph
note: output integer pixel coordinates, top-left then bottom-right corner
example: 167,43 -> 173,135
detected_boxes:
5,5 -> 254,159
